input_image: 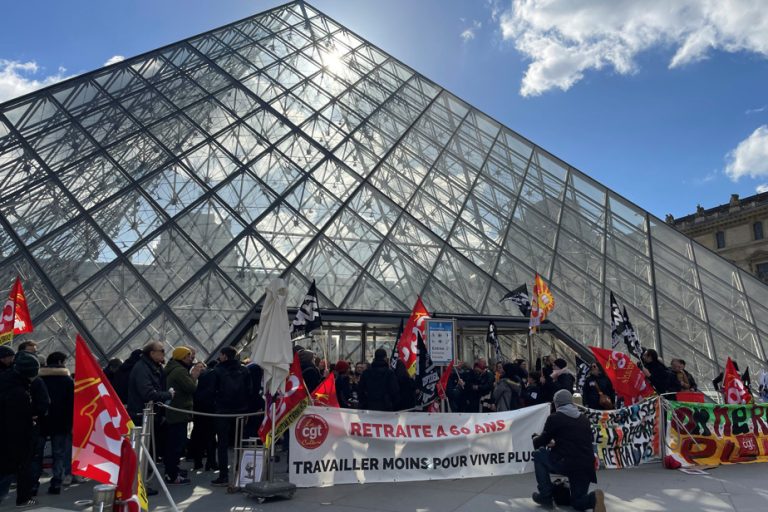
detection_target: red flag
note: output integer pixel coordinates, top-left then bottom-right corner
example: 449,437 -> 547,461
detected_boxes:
258,352 -> 310,447
311,373 -> 340,408
590,346 -> 654,404
397,296 -> 430,377
72,335 -> 133,484
437,360 -> 454,400
114,438 -> 139,512
529,274 -> 555,334
723,357 -> 752,404
0,277 -> 33,345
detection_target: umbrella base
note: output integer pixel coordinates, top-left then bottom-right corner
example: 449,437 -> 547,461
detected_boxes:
244,481 -> 296,503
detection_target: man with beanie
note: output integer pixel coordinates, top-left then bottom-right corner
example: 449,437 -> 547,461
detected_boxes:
0,351 -> 40,507
358,348 -> 399,411
36,352 -> 74,495
0,345 -> 14,371
162,346 -> 202,485
531,389 -> 605,511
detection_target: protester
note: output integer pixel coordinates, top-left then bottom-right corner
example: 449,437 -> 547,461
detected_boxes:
103,357 -> 123,388
670,359 -> 697,392
299,349 -> 322,393
243,361 -> 265,438
163,346 -> 202,485
25,349 -> 49,498
539,356 -> 556,403
531,390 -> 605,511
712,360 -> 749,392
334,360 -> 352,408
551,358 -> 576,394
446,361 -> 470,412
0,345 -> 15,371
492,362 -> 523,411
127,342 -> 174,423
190,360 -> 218,472
394,358 -> 416,410
523,370 -> 544,406
467,358 -> 494,412
641,349 -> 679,395
113,349 -> 142,404
211,346 -> 252,486
358,348 -> 399,411
35,352 -> 74,495
582,362 -> 615,410
0,351 -> 40,508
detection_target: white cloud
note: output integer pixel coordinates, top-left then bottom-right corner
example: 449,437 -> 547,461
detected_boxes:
0,59 -> 69,103
498,0 -> 768,96
725,125 -> 768,181
461,20 -> 482,43
757,184 -> 768,193
746,105 -> 767,115
104,55 -> 125,66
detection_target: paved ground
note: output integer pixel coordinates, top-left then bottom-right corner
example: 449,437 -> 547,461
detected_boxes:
7,461 -> 768,511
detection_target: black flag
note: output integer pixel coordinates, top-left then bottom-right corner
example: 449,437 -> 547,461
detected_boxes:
501,284 -> 531,317
609,292 -> 625,350
390,317 -> 404,370
743,367 -> 752,391
291,280 -> 321,335
575,356 -> 590,394
415,331 -> 439,409
621,306 -> 644,366
486,320 -> 505,362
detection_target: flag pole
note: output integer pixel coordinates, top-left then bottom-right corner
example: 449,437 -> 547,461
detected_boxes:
268,399 -> 276,481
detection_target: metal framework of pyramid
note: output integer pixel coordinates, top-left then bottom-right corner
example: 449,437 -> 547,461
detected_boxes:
1,1 -> 767,385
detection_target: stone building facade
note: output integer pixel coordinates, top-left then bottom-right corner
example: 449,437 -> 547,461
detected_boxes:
670,193 -> 768,282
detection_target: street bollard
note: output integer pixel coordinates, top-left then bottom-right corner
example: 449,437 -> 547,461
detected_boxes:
92,484 -> 116,512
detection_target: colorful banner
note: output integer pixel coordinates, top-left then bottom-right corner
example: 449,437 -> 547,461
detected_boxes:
258,352 -> 310,448
583,397 -> 661,469
0,277 -> 33,345
289,404 -> 549,487
666,401 -> 768,466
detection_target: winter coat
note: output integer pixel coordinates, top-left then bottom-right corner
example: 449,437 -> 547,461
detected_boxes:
30,376 -> 50,419
38,367 -> 74,435
194,368 -> 217,413
523,382 -> 543,406
467,369 -> 494,412
213,359 -> 252,414
335,374 -> 352,408
299,353 -> 322,394
113,351 -> 142,404
551,368 -> 576,395
246,363 -> 265,413
533,411 -> 597,482
127,356 -> 172,419
395,361 -> 416,411
492,378 -> 522,411
358,360 -> 399,411
645,360 -> 679,395
0,370 -> 35,474
582,374 -> 615,410
163,359 -> 197,424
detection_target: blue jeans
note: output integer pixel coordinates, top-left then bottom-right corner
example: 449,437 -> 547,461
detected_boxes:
533,447 -> 596,511
32,433 -> 72,489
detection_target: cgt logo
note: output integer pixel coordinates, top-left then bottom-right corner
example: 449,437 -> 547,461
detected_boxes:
295,414 -> 329,450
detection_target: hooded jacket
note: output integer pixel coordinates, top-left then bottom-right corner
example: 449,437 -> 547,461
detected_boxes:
0,370 -> 35,474
38,366 -> 74,435
163,359 -> 197,424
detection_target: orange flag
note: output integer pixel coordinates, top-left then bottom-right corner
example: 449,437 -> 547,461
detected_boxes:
72,335 -> 133,484
397,296 -> 430,377
723,357 -> 752,404
311,373 -> 340,408
529,274 -> 555,334
0,277 -> 33,345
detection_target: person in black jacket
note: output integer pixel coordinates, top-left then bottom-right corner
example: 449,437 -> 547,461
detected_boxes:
551,358 -> 576,395
523,371 -> 544,406
113,349 -> 142,404
532,390 -> 605,511
334,360 -> 352,408
0,352 -> 40,508
358,349 -> 399,411
126,342 -> 173,424
582,362 -> 615,410
0,345 -> 14,371
190,360 -> 218,471
103,358 -> 122,389
211,347 -> 252,486
641,349 -> 679,395
298,349 -> 322,393
35,352 -> 74,495
394,358 -> 416,411
467,359 -> 494,412
670,358 -> 697,392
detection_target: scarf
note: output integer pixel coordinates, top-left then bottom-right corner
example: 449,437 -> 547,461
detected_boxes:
557,403 -> 581,418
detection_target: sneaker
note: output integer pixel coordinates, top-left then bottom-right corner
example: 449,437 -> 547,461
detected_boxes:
16,499 -> 38,508
165,476 -> 191,485
532,492 -> 554,509
210,477 -> 229,487
48,487 -> 61,495
594,489 -> 606,512
62,475 -> 72,486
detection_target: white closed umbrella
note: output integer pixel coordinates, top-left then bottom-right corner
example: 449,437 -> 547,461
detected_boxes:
250,278 -> 293,394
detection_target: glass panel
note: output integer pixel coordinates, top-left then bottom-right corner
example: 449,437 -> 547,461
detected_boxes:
108,132 -> 172,181
130,226 -> 207,299
91,189 -> 165,253
341,274 -> 405,311
0,180 -> 79,245
168,268 -> 251,353
449,219 -> 499,274
295,236 -> 362,307
0,254 -> 57,318
0,141 -> 48,197
217,234 -> 286,301
69,263 -> 158,353
249,151 -> 302,194
182,142 -> 240,187
215,169 -> 276,225
110,311 -> 194,359
175,198 -> 245,260
430,249 -> 489,312
347,185 -> 399,236
140,164 -> 206,218
323,208 -> 383,269
59,154 -> 130,212
255,202 -> 316,261
367,241 -> 429,305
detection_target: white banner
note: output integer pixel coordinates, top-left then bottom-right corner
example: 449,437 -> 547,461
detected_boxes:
289,404 -> 550,487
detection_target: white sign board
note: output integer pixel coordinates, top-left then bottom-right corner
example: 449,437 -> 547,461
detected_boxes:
238,449 -> 264,487
426,319 -> 455,365
289,404 -> 549,487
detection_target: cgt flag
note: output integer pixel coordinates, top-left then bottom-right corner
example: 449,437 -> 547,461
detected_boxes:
258,352 -> 310,448
590,346 -> 654,405
72,335 -> 133,484
0,277 -> 33,345
501,284 -> 531,317
437,359 -> 454,401
291,280 -> 321,335
529,274 -> 555,334
397,296 -> 430,377
311,373 -> 340,408
723,357 -> 752,404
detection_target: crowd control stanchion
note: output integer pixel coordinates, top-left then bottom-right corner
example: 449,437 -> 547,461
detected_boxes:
139,403 -> 155,484
139,443 -> 180,512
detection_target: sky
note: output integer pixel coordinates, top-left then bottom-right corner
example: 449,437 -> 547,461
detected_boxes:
2,0 -> 768,220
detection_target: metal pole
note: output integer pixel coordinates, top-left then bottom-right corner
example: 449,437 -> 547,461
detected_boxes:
527,331 -> 533,368
268,400 -> 277,481
139,444 -> 179,512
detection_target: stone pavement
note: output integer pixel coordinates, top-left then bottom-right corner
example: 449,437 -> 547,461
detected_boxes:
7,462 -> 768,511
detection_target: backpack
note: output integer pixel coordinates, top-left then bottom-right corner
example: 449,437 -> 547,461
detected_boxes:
552,478 -> 570,506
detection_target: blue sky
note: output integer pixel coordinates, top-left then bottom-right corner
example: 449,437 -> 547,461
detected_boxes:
2,0 -> 768,219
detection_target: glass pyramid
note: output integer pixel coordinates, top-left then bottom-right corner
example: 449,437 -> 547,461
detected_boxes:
1,1 -> 766,387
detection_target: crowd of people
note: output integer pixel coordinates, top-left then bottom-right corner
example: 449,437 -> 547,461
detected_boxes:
0,334 -> 735,510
